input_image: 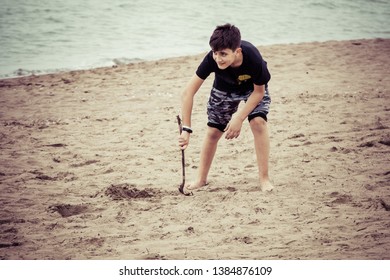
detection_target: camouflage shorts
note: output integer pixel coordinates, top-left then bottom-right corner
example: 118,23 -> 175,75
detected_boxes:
207,86 -> 271,132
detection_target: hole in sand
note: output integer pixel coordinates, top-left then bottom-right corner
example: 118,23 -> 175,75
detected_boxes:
49,204 -> 89,217
379,199 -> 390,211
379,139 -> 390,146
0,242 -> 22,248
105,183 -> 155,200
331,194 -> 352,204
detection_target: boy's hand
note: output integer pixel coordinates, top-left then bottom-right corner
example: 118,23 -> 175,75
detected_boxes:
224,116 -> 243,139
178,131 -> 190,150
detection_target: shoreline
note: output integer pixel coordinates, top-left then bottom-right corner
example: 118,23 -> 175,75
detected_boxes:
1,37 -> 388,81
0,38 -> 389,260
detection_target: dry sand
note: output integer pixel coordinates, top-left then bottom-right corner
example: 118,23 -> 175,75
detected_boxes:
0,38 -> 389,260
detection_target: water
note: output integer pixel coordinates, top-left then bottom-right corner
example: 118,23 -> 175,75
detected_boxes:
1,0 -> 389,78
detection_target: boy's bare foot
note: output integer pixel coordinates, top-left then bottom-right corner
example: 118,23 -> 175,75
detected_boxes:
260,179 -> 274,192
186,180 -> 208,192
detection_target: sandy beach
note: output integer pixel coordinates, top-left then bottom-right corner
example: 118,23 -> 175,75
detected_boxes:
0,38 -> 389,260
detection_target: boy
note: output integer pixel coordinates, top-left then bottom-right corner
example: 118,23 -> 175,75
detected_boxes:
178,23 -> 273,194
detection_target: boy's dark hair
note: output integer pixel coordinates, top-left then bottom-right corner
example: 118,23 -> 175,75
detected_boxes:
209,23 -> 241,51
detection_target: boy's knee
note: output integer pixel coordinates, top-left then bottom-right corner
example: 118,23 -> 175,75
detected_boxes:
206,127 -> 223,142
249,117 -> 267,132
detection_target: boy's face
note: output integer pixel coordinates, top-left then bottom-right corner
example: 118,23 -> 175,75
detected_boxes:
212,48 -> 241,69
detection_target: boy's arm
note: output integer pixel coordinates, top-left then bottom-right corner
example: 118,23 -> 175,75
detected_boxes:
181,74 -> 204,127
179,74 -> 204,149
225,84 -> 265,139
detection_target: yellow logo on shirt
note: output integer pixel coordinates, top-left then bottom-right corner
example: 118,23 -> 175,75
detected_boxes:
237,74 -> 251,84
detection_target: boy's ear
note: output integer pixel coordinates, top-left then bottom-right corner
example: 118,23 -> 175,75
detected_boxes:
235,47 -> 242,54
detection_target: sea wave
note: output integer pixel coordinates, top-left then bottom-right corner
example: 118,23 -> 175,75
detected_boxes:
1,0 -> 389,79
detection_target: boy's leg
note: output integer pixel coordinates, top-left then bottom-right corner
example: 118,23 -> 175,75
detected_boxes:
249,117 -> 274,191
187,126 -> 224,190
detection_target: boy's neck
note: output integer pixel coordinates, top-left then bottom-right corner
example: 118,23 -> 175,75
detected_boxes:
230,51 -> 243,68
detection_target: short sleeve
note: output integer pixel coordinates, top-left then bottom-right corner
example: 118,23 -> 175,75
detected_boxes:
196,51 -> 215,80
252,57 -> 271,86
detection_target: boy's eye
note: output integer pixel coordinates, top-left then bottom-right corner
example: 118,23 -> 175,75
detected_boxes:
213,51 -> 227,57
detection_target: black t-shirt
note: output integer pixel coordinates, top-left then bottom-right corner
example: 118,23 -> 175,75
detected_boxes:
196,40 -> 270,93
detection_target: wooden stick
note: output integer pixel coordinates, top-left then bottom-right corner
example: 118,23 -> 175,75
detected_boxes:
176,115 -> 186,192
